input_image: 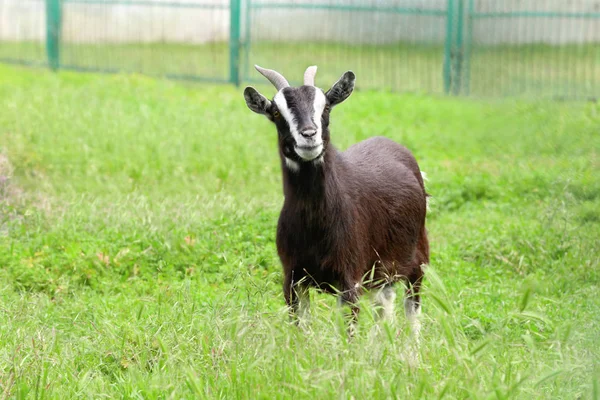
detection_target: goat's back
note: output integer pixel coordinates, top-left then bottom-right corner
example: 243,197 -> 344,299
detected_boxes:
338,136 -> 427,278
342,136 -> 425,193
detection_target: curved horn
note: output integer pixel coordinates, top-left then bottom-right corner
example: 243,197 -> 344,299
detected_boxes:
255,65 -> 290,91
303,65 -> 317,86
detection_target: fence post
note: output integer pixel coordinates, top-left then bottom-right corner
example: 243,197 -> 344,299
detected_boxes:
243,0 -> 252,82
463,0 -> 474,95
229,0 -> 242,86
453,0 -> 465,95
443,0 -> 455,94
45,0 -> 62,71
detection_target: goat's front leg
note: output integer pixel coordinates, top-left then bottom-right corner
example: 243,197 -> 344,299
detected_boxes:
283,270 -> 310,327
338,280 -> 361,336
373,284 -> 397,323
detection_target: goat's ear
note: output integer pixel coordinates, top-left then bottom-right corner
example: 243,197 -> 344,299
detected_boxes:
325,71 -> 355,107
244,87 -> 271,116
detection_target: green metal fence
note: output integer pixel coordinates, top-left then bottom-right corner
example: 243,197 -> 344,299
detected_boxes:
1,0 -> 599,98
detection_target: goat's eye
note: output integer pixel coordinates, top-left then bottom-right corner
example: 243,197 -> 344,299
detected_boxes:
273,110 -> 280,118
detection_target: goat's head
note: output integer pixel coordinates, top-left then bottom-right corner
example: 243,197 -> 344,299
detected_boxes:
244,65 -> 355,164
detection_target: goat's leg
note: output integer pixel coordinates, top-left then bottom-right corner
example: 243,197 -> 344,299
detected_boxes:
406,226 -> 428,342
400,274 -> 423,367
372,284 -> 397,323
404,272 -> 423,343
338,280 -> 361,336
283,271 -> 310,326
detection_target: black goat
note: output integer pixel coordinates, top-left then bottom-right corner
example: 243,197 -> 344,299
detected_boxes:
244,65 -> 429,336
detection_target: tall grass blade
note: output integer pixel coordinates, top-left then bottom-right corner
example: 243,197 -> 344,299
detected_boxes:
519,286 -> 532,312
534,370 -> 563,387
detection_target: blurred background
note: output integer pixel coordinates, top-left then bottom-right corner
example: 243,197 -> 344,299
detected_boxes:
2,0 -> 599,98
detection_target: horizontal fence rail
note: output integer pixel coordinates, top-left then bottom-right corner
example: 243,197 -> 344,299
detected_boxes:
63,0 -> 229,7
472,11 -> 600,18
0,0 -> 599,99
250,2 -> 447,14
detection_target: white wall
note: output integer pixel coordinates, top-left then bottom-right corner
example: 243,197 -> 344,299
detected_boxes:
0,1 -> 46,41
1,0 -> 599,45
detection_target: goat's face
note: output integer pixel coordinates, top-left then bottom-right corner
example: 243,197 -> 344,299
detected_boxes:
244,67 -> 355,164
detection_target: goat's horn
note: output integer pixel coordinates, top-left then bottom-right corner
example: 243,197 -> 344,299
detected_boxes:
303,65 -> 317,86
255,65 -> 290,91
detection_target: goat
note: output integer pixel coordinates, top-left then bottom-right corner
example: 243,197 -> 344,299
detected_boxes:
244,65 -> 429,337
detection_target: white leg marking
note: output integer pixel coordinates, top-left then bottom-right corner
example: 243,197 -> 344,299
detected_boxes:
403,296 -> 422,367
404,296 -> 422,343
284,157 -> 300,172
373,286 -> 397,322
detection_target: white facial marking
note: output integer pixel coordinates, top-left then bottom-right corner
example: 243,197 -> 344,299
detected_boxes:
284,157 -> 300,172
273,90 -> 298,139
273,88 -> 326,161
312,89 -> 327,137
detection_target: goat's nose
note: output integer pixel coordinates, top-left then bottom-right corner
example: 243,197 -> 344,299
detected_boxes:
300,127 -> 317,138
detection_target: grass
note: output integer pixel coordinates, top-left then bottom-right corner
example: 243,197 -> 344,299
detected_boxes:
0,63 -> 599,399
1,40 -> 599,97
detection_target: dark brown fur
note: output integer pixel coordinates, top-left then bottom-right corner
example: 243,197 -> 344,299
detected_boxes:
277,136 -> 429,317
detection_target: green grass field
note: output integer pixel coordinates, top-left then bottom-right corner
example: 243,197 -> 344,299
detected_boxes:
0,63 -> 599,399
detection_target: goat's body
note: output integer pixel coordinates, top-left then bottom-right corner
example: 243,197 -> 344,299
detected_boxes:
244,65 -> 429,337
278,136 -> 429,309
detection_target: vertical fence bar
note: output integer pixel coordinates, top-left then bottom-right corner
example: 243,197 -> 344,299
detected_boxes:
443,0 -> 455,94
452,0 -> 464,95
243,0 -> 252,81
229,0 -> 242,86
463,0 -> 474,95
45,0 -> 62,70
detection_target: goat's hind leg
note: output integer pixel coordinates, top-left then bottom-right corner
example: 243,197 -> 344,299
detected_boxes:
406,228 -> 428,344
401,272 -> 423,367
404,272 -> 423,343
